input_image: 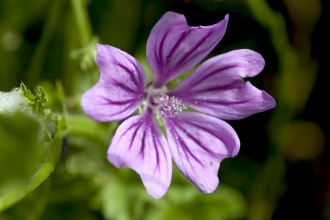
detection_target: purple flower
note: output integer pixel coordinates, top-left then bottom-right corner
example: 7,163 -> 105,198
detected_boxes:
81,12 -> 276,198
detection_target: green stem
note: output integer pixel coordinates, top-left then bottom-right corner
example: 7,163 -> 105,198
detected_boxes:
25,0 -> 66,86
28,132 -> 63,192
69,0 -> 92,46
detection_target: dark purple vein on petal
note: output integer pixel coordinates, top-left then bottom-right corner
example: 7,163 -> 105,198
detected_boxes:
166,122 -> 188,174
122,53 -> 145,87
193,81 -> 238,93
183,119 -> 222,141
177,81 -> 239,98
171,127 -> 191,175
137,125 -> 148,160
174,29 -> 213,69
94,102 -> 136,117
185,31 -> 222,63
190,97 -> 256,106
127,58 -> 145,85
102,97 -> 136,106
110,104 -> 134,116
167,29 -> 191,63
175,123 -> 220,158
152,119 -> 170,177
126,123 -> 141,153
183,120 -> 233,156
157,28 -> 173,71
169,123 -> 204,174
154,128 -> 167,166
189,65 -> 238,88
114,121 -> 141,161
151,127 -> 161,177
114,61 -> 139,88
110,77 -> 138,94
180,136 -> 204,172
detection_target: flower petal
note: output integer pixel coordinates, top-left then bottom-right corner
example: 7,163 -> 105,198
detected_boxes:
169,49 -> 276,120
81,44 -> 146,121
108,108 -> 172,198
164,112 -> 239,193
147,12 -> 229,88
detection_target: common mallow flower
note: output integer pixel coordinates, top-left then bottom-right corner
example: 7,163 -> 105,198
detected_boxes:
81,12 -> 276,198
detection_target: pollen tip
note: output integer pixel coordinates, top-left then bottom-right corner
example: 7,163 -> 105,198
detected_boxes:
156,94 -> 185,117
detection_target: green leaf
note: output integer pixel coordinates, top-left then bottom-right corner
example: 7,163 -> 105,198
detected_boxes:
0,84 -> 64,212
20,82 -> 49,115
99,181 -> 131,220
146,184 -> 247,220
0,112 -> 64,212
0,113 -> 41,185
20,82 -> 35,103
0,112 -> 42,211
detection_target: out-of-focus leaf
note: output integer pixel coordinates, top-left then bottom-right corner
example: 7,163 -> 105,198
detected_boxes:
281,121 -> 325,160
65,115 -> 114,148
0,178 -> 51,220
20,82 -> 48,116
95,169 -> 247,220
99,181 -> 130,220
146,184 -> 247,220
284,0 -> 321,29
93,0 -> 142,52
0,112 -> 42,211
0,84 -> 64,212
20,82 -> 35,102
70,36 -> 98,71
0,112 -> 63,212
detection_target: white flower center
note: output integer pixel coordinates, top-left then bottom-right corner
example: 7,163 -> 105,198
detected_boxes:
141,85 -> 185,117
153,94 -> 184,117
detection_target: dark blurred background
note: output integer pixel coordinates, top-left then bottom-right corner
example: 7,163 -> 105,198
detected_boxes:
0,0 -> 329,219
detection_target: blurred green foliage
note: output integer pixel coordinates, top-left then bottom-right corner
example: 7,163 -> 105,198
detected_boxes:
0,0 -> 327,219
0,85 -> 64,214
0,112 -> 42,209
20,83 -> 48,116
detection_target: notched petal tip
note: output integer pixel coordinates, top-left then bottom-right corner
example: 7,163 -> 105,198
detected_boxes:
95,43 -> 146,88
82,43 -> 148,122
164,112 -> 239,194
161,11 -> 186,21
261,90 -> 276,109
241,49 -> 265,77
169,49 -> 274,120
147,11 -> 230,88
